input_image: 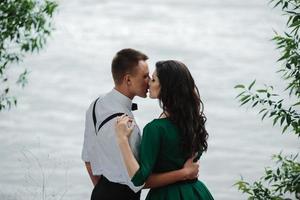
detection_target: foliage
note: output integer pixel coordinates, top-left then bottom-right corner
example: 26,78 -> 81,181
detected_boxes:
235,81 -> 300,136
235,154 -> 300,200
234,0 -> 300,199
0,0 -> 58,111
235,0 -> 300,137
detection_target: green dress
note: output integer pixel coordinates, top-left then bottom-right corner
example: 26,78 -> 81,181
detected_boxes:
131,118 -> 214,200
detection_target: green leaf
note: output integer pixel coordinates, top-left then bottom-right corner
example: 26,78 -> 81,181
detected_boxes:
273,115 -> 281,126
240,98 -> 251,106
270,111 -> 277,117
286,114 -> 291,125
234,84 -> 245,89
292,102 -> 300,106
262,111 -> 269,120
259,108 -> 267,114
252,101 -> 259,107
278,103 -> 282,109
280,116 -> 286,125
273,0 -> 282,8
282,124 -> 289,133
241,95 -> 251,102
268,100 -> 273,105
256,89 -> 267,93
248,80 -> 256,90
235,91 -> 246,99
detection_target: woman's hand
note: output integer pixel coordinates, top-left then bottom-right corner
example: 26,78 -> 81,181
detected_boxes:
115,114 -> 135,140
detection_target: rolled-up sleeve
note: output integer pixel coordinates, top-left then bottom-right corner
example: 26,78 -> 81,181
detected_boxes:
131,122 -> 161,186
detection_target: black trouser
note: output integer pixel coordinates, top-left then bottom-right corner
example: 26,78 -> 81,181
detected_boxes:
91,176 -> 141,200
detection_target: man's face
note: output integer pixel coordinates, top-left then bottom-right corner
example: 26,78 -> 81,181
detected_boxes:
129,60 -> 150,98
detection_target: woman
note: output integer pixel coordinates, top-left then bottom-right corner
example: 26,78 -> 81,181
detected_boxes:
116,60 -> 214,200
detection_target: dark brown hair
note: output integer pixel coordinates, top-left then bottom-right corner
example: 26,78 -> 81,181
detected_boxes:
156,60 -> 208,158
111,48 -> 148,85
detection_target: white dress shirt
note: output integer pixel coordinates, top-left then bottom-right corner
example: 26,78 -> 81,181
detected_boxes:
81,89 -> 143,192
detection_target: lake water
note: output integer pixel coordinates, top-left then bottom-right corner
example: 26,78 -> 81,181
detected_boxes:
0,0 -> 299,199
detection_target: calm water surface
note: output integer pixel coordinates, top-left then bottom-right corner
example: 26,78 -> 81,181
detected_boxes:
0,0 -> 299,199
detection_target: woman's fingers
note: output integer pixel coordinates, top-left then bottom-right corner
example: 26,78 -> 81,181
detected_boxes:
117,114 -> 132,122
117,116 -> 133,126
191,152 -> 200,162
115,114 -> 135,138
116,114 -> 126,122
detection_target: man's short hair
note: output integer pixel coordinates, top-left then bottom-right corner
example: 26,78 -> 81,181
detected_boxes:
111,48 -> 148,85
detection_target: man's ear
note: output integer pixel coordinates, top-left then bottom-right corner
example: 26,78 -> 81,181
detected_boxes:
124,74 -> 132,86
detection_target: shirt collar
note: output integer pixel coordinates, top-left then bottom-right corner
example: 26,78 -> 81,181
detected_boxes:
109,88 -> 133,111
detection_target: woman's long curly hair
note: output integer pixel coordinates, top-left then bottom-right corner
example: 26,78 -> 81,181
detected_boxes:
156,60 -> 208,157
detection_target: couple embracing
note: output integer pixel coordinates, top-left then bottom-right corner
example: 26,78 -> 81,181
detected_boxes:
81,48 -> 214,200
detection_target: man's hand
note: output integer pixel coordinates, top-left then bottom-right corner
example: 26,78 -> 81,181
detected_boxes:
85,162 -> 100,186
182,156 -> 199,180
144,155 -> 200,188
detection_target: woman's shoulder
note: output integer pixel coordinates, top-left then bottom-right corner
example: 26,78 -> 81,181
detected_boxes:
144,118 -> 173,130
148,118 -> 169,125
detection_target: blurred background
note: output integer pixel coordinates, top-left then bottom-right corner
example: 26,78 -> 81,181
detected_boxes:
0,0 -> 298,199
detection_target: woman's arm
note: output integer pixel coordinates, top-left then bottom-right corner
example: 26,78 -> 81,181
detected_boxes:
144,156 -> 199,188
117,136 -> 200,188
118,136 -> 199,188
116,116 -> 199,188
117,136 -> 140,178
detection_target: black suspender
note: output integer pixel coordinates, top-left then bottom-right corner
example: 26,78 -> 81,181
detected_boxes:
92,97 -> 100,132
97,113 -> 124,132
92,97 -> 124,135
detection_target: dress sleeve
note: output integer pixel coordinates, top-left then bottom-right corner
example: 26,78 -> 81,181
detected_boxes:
131,121 -> 161,186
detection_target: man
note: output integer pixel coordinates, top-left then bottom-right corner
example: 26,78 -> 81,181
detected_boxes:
82,48 -> 199,200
